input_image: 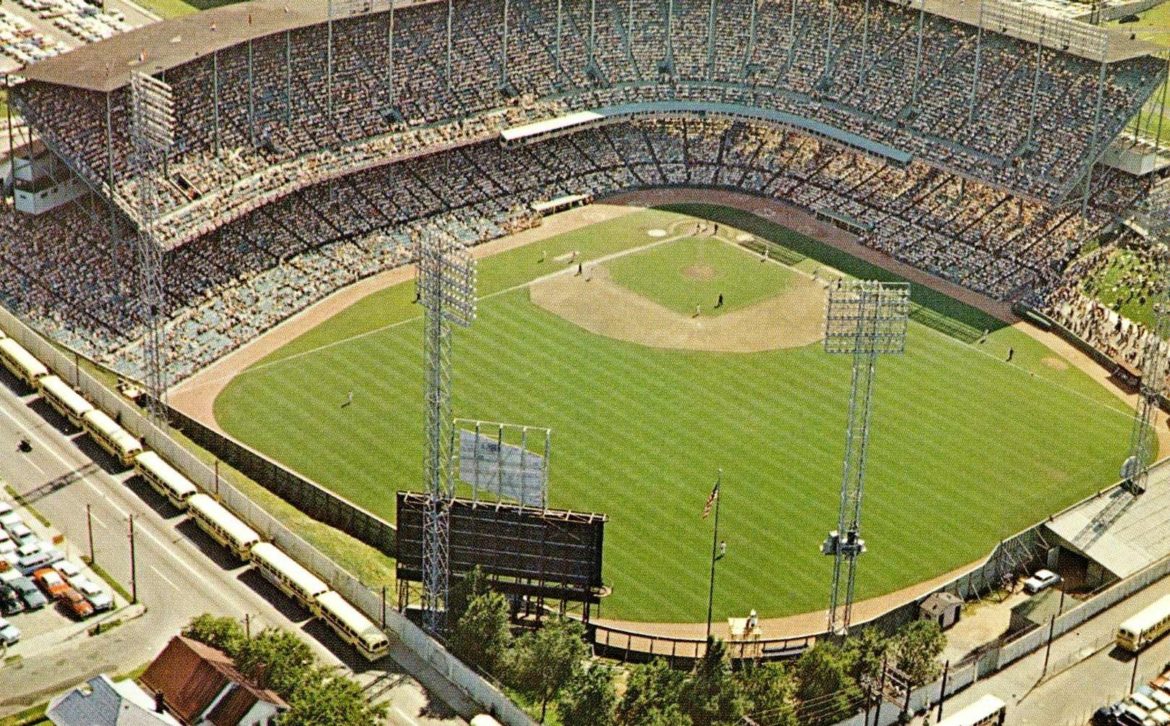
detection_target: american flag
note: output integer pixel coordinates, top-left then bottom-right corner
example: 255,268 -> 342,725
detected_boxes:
701,479 -> 720,519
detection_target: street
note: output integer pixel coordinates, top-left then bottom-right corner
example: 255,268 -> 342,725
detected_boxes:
922,575 -> 1170,725
0,372 -> 468,726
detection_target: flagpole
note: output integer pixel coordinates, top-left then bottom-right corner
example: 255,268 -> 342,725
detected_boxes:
706,468 -> 722,642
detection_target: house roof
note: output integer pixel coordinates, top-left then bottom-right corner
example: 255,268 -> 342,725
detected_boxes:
140,636 -> 286,725
46,675 -> 177,726
919,591 -> 963,616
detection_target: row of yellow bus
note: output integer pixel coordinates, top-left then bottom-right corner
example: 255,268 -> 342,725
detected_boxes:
0,331 -> 390,661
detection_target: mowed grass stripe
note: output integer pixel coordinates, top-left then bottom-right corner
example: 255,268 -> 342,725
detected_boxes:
217,207 -> 1133,623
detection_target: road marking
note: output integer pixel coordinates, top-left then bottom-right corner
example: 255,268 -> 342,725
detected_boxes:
392,707 -> 421,726
149,565 -> 181,592
89,511 -> 107,530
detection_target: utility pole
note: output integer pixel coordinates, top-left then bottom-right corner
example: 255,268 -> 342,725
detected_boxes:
704,469 -> 722,641
128,514 -> 138,604
86,504 -> 95,565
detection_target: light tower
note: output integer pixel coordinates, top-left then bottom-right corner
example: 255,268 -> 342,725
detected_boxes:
416,232 -> 476,635
129,72 -> 175,424
822,280 -> 910,635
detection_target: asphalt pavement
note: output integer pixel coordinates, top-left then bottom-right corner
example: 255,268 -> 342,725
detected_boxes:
0,371 -> 468,726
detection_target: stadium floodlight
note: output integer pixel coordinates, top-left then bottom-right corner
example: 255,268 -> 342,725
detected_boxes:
129,72 -> 175,426
822,280 -> 910,635
416,233 -> 477,636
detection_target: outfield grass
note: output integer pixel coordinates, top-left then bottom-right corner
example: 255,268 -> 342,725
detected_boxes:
216,207 -> 1133,623
607,236 -> 795,316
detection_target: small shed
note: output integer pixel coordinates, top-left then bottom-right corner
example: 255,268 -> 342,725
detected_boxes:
919,592 -> 962,630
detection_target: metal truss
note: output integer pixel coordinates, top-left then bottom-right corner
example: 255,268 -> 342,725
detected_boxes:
822,280 -> 910,635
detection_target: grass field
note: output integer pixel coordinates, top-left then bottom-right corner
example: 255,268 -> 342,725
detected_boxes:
133,0 -> 242,19
215,206 -> 1135,623
607,236 -> 795,316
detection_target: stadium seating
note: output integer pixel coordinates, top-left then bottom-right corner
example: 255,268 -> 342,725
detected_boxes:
0,115 -> 1149,382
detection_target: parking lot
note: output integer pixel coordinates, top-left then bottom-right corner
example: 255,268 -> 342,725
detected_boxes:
0,484 -> 130,660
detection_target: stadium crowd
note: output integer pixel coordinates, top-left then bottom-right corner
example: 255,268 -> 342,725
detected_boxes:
0,117 -> 1150,382
11,0 -> 1165,239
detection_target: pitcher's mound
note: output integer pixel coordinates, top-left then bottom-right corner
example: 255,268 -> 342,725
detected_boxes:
531,266 -> 825,352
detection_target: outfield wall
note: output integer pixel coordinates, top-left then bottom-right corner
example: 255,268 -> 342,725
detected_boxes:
165,405 -> 398,555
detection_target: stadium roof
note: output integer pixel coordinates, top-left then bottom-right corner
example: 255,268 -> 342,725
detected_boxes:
14,0 -> 408,93
504,102 -> 915,166
1046,458 -> 1170,579
13,0 -> 1161,93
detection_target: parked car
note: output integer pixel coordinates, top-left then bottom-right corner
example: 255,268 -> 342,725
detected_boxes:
0,583 -> 24,616
9,576 -> 46,610
17,551 -> 53,576
59,588 -> 94,620
7,523 -> 36,547
53,560 -> 81,580
68,575 -> 112,612
33,568 -> 69,599
1024,569 -> 1062,594
0,529 -> 10,547
0,616 -> 20,646
0,512 -> 22,534
0,501 -> 13,519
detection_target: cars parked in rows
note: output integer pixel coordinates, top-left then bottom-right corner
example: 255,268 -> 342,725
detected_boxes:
59,588 -> 94,620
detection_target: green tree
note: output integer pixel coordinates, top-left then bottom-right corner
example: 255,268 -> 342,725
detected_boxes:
843,626 -> 891,685
449,566 -> 492,624
506,618 -> 589,722
557,663 -> 617,726
680,638 -> 744,725
182,614 -> 246,657
451,590 -> 512,674
282,666 -> 387,726
236,628 -> 316,698
892,620 -> 945,686
792,641 -> 862,726
736,661 -> 798,726
616,659 -> 691,726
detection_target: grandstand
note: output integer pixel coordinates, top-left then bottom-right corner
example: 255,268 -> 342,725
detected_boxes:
0,0 -> 1165,387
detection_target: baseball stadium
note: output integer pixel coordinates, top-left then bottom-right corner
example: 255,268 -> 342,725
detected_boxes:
3,0 -> 1170,671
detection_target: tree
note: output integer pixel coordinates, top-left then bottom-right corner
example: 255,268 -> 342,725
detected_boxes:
182,614 -> 245,657
448,566 -> 492,624
236,628 -> 316,698
282,666 -> 387,726
506,618 -> 588,722
450,589 -> 512,674
616,659 -> 691,726
680,638 -> 744,725
843,626 -> 891,685
558,663 -> 617,726
736,661 -> 798,726
892,620 -> 945,686
792,641 -> 862,726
